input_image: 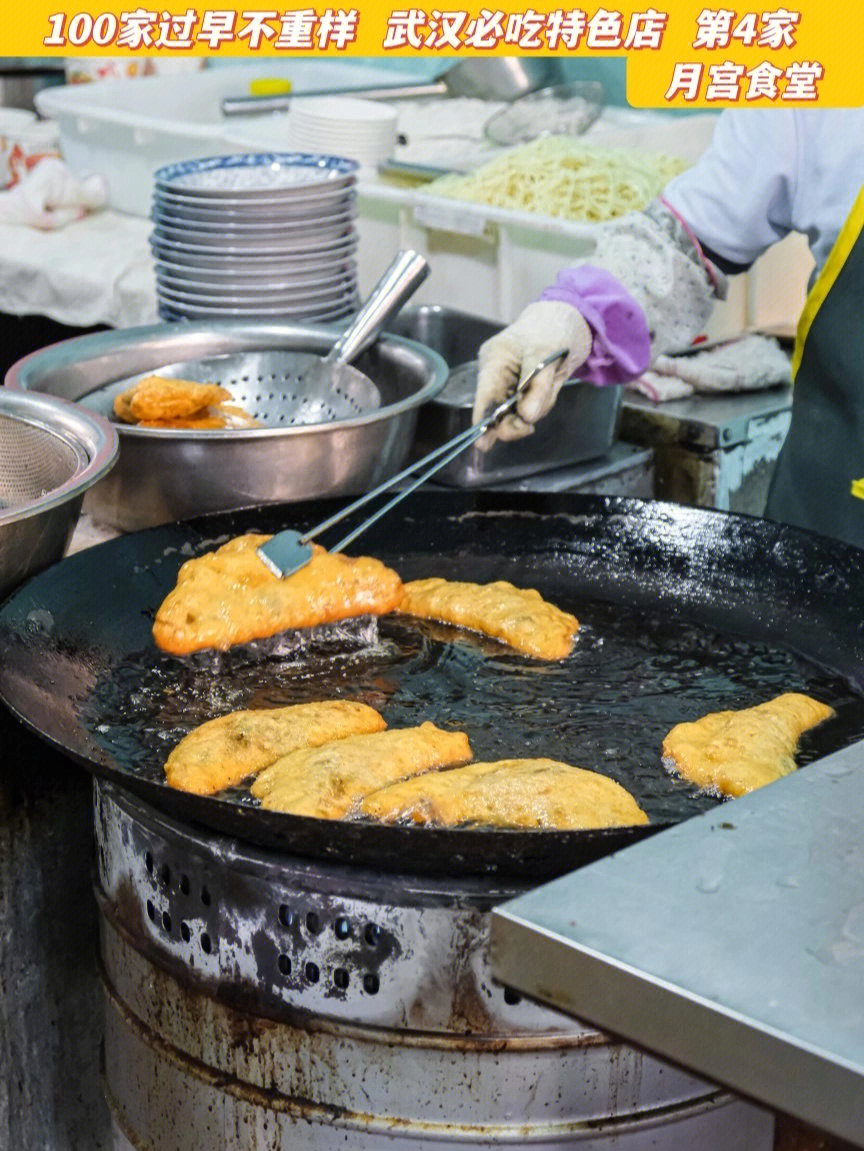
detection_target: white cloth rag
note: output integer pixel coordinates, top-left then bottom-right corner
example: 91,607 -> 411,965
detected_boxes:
629,333 -> 792,402
0,157 -> 107,230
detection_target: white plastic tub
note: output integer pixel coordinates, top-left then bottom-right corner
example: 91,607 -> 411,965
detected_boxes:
35,62 -> 418,216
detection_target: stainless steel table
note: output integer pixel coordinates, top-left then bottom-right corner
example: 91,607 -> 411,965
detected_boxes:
489,743 -> 864,1147
620,385 -> 793,514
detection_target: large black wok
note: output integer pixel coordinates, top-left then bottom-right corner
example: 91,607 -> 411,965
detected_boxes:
2,490 -> 864,880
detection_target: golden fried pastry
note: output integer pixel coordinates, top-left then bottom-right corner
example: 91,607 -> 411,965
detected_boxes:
114,376 -> 232,422
113,376 -> 259,430
164,700 -> 386,795
396,577 -> 579,660
359,758 -> 648,829
153,535 -> 404,655
251,722 -> 473,819
112,389 -> 137,424
662,692 -> 835,797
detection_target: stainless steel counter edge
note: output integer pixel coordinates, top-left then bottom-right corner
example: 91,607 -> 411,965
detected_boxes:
489,740 -> 864,1147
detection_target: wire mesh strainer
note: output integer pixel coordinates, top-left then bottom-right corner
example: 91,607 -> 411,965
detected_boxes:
0,390 -> 118,598
0,413 -> 88,510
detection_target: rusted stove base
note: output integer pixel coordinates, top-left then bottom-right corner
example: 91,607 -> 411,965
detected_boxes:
96,781 -> 775,1149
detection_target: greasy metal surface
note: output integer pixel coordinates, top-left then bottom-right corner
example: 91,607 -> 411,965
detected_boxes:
488,740 -> 864,1146
96,780 -> 587,1035
95,783 -> 775,1148
100,926 -> 775,1149
621,386 -> 793,450
3,491 -> 864,879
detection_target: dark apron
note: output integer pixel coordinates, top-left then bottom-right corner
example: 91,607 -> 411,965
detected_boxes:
765,189 -> 864,548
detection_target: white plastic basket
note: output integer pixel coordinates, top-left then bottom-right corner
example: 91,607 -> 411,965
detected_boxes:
35,62 -> 419,217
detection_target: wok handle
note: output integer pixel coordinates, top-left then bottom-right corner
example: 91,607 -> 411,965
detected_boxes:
326,249 -> 430,367
221,80 -> 448,117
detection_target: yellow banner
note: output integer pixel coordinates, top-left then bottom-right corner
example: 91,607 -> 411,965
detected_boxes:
5,0 -> 859,107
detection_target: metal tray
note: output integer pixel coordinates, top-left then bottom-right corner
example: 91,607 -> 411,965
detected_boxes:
391,304 -> 622,487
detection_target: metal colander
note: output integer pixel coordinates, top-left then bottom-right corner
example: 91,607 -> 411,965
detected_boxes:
0,390 -> 118,599
84,350 -> 382,428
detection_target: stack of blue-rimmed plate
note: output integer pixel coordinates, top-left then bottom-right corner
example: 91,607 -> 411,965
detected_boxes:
150,152 -> 360,322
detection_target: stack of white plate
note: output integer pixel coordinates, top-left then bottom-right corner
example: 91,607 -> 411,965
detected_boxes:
288,97 -> 398,171
149,152 -> 360,322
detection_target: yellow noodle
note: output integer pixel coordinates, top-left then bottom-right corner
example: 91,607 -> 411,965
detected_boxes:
428,137 -> 689,223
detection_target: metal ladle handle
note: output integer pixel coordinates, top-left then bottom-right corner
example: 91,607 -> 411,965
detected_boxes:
326,250 -> 430,368
222,81 -> 449,117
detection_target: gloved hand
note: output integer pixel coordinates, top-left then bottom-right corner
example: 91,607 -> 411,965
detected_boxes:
0,157 -> 106,230
472,300 -> 593,447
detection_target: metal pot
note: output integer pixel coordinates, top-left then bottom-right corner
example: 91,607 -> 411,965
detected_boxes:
4,320 -> 447,532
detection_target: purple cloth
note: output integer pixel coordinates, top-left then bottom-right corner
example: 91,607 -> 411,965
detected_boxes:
539,265 -> 651,386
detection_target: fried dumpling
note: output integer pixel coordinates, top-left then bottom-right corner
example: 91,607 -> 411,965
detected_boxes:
164,700 -> 386,795
662,692 -> 835,797
251,722 -> 473,819
358,758 -> 648,829
152,535 -> 403,655
396,577 -> 579,660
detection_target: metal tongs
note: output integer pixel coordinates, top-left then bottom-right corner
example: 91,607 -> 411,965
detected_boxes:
257,348 -> 569,579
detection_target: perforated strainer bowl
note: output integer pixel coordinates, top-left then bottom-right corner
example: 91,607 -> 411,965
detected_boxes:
5,320 -> 448,531
0,390 -> 118,599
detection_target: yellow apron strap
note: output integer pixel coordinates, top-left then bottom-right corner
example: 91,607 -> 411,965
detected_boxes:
793,185 -> 864,378
852,478 -> 864,500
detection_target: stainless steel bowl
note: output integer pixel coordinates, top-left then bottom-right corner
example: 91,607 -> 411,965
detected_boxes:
0,389 -> 118,599
5,321 -> 448,531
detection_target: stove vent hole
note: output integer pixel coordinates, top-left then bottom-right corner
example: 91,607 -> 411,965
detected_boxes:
305,911 -> 322,935
201,932 -> 212,955
160,864 -> 171,888
201,885 -> 211,907
146,900 -> 155,923
503,987 -> 522,1006
278,954 -> 291,976
334,917 -> 352,940
180,922 -> 191,943
179,874 -> 190,896
161,911 -> 172,934
144,852 -> 153,875
364,923 -> 381,948
363,973 -> 380,996
304,962 -> 320,984
277,904 -> 295,928
333,968 -> 349,990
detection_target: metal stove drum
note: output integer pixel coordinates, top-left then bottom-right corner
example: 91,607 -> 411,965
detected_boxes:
96,782 -> 774,1149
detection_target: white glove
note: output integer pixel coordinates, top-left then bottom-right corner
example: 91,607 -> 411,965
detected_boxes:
472,301 -> 593,448
0,157 -> 106,230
